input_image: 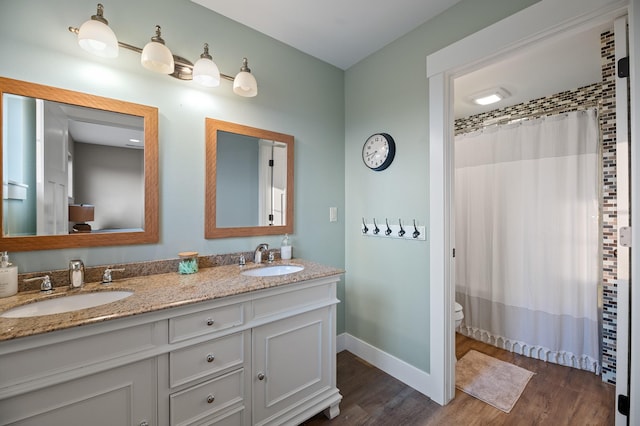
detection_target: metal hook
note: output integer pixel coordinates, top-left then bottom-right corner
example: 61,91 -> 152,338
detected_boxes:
385,218 -> 392,235
373,218 -> 380,235
398,219 -> 406,237
362,217 -> 369,234
412,219 -> 421,239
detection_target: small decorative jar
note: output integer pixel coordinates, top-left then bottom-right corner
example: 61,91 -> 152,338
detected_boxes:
178,251 -> 199,274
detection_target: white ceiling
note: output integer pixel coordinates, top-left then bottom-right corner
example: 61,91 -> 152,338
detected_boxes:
58,103 -> 144,149
191,0 -> 464,70
454,24 -> 607,118
192,0 -> 608,120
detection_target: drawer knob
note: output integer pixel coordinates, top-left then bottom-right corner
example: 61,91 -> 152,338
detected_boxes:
206,354 -> 215,363
206,318 -> 215,326
257,372 -> 265,381
207,394 -> 215,404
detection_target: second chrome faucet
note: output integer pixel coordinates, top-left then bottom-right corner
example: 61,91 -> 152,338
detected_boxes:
254,243 -> 269,264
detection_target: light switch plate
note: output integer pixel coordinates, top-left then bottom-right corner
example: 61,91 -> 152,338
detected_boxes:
329,207 -> 338,222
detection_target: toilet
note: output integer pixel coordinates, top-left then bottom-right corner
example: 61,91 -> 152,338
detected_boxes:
454,302 -> 464,330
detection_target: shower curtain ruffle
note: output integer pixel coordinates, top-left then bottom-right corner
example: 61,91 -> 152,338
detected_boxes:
458,325 -> 601,374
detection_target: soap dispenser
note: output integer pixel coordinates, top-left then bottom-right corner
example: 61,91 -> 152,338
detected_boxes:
281,234 -> 292,260
0,252 -> 18,298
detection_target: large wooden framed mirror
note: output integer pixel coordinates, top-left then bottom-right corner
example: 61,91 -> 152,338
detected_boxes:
205,118 -> 294,238
0,77 -> 158,251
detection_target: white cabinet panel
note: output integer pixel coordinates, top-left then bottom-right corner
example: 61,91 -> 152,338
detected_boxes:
252,307 -> 333,425
0,358 -> 157,426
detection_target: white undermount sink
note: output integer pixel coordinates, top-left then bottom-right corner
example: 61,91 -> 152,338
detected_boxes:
241,264 -> 304,277
0,291 -> 134,318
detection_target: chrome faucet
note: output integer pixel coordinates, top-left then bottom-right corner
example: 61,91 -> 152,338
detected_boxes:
25,275 -> 53,292
102,267 -> 125,284
254,243 -> 269,264
69,259 -> 85,289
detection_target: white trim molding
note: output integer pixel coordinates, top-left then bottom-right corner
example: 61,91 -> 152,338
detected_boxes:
341,333 -> 433,398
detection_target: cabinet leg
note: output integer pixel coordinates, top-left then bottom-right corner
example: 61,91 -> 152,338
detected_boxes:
323,403 -> 340,419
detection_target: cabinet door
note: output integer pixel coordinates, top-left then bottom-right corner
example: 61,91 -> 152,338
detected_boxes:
0,358 -> 157,426
252,307 -> 331,425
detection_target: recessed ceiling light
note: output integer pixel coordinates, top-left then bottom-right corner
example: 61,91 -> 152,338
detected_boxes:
470,87 -> 510,106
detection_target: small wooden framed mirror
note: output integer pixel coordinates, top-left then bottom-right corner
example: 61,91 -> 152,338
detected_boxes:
205,118 -> 294,238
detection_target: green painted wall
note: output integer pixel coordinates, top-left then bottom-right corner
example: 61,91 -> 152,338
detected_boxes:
1,0 -> 540,362
0,0 -> 345,330
344,0 -> 539,371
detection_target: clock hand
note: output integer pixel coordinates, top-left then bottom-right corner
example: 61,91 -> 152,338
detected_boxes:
366,150 -> 377,158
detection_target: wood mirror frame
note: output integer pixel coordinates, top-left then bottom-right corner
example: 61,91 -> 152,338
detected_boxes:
0,77 -> 159,251
205,118 -> 294,238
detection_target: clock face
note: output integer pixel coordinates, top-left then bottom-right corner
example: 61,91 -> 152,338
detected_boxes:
362,133 -> 395,171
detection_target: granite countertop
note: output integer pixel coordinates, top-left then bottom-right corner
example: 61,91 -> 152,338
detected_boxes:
0,259 -> 344,342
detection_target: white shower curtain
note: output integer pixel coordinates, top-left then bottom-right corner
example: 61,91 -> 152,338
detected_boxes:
455,109 -> 601,373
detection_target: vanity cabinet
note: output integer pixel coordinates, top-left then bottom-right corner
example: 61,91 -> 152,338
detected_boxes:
252,307 -> 335,425
166,328 -> 251,426
0,275 -> 341,426
0,359 -> 157,426
0,322 -> 162,426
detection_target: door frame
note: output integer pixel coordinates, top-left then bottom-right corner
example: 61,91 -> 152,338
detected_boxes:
425,0 -> 635,419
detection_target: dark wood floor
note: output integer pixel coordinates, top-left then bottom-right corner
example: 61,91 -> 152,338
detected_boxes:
302,333 -> 615,425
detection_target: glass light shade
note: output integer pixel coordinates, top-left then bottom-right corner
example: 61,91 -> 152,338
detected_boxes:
233,71 -> 258,97
141,41 -> 174,74
193,57 -> 221,87
77,19 -> 119,58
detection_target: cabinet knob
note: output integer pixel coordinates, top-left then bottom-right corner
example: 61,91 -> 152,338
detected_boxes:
207,394 -> 215,404
206,354 -> 215,363
257,372 -> 265,381
206,318 -> 214,326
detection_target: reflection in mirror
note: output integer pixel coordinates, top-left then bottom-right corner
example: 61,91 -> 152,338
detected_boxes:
4,96 -> 144,235
0,77 -> 158,251
205,119 -> 293,239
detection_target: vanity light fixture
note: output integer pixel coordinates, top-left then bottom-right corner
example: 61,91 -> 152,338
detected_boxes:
233,58 -> 258,97
140,25 -> 174,74
69,4 -> 258,97
470,87 -> 510,106
192,43 -> 221,87
76,3 -> 118,58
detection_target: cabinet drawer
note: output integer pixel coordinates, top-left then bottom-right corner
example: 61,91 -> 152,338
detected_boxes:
0,322 -> 159,393
170,369 -> 244,426
170,332 -> 245,388
251,282 -> 335,321
169,302 -> 244,343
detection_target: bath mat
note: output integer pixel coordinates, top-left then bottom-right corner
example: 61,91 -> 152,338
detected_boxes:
456,349 -> 534,413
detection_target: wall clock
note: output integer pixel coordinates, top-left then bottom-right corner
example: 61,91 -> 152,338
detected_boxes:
362,133 -> 396,171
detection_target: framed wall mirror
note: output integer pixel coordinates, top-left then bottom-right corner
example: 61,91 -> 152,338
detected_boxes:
205,118 -> 294,238
0,77 -> 158,251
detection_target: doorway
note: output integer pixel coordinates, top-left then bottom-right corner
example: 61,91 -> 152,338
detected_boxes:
425,1 -> 634,423
452,24 -> 615,378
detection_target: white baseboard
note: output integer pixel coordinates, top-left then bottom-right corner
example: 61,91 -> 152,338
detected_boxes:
336,332 -> 347,353
337,333 -> 436,401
